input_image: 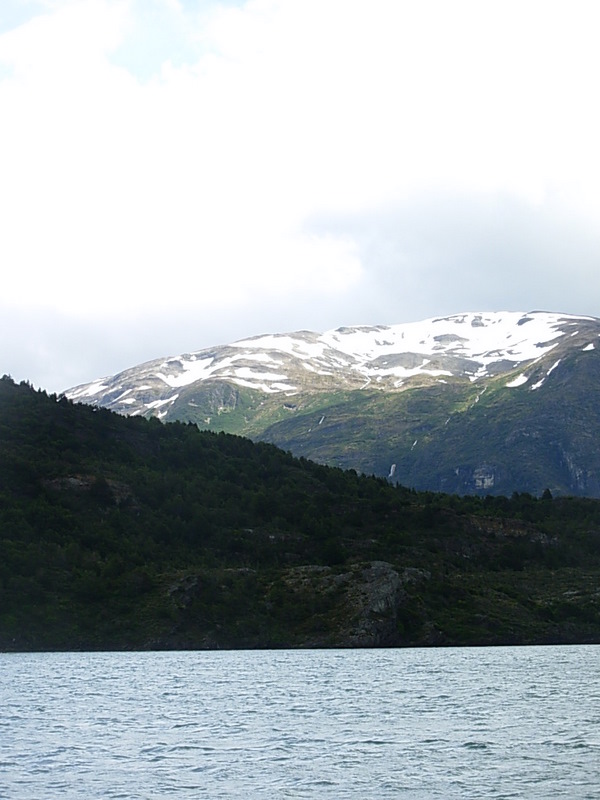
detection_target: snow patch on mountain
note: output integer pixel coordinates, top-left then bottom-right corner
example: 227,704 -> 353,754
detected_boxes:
156,357 -> 219,388
146,395 -> 179,410
547,359 -> 562,376
75,380 -> 109,398
506,374 -> 529,388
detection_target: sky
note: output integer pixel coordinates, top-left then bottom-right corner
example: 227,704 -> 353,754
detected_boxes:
2,0 -> 600,393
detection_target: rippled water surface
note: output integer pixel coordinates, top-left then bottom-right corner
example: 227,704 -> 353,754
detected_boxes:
1,646 -> 599,798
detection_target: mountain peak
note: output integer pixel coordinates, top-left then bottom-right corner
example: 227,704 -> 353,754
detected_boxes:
65,310 -> 600,419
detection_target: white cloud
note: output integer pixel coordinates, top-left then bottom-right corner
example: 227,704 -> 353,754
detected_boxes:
1,0 -> 600,390
0,0 -> 368,319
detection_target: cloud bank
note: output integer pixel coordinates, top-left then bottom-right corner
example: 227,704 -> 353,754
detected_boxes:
1,0 -> 599,391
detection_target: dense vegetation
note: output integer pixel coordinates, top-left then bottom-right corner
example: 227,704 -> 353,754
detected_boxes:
1,375 -> 600,651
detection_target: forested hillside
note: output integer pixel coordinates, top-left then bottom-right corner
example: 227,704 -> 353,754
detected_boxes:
1,375 -> 600,650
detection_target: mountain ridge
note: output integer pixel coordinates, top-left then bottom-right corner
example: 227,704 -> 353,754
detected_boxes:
64,310 -> 600,497
67,311 -> 599,412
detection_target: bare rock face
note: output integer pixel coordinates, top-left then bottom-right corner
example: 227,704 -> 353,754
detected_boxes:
341,562 -> 431,647
280,561 -> 430,648
42,474 -> 135,505
342,562 -> 404,647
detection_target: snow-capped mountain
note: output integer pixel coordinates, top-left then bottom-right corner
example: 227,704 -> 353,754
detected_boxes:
66,311 -> 599,418
64,311 -> 600,497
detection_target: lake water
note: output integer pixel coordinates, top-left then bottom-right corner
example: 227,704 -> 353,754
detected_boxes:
1,646 -> 599,799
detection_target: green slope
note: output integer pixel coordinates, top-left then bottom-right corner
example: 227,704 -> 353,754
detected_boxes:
161,345 -> 600,497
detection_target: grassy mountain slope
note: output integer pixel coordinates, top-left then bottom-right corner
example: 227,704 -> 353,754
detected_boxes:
161,342 -> 600,497
2,375 -> 600,651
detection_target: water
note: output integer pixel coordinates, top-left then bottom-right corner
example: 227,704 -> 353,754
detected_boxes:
1,646 -> 599,799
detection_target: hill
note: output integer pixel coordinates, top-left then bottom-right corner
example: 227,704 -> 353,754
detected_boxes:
2,375 -> 600,650
65,311 -> 600,497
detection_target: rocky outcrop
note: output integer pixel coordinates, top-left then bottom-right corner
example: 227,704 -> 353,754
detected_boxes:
43,474 -> 135,505
279,561 -> 430,648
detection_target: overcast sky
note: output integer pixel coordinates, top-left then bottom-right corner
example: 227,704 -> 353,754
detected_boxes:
2,0 -> 600,393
